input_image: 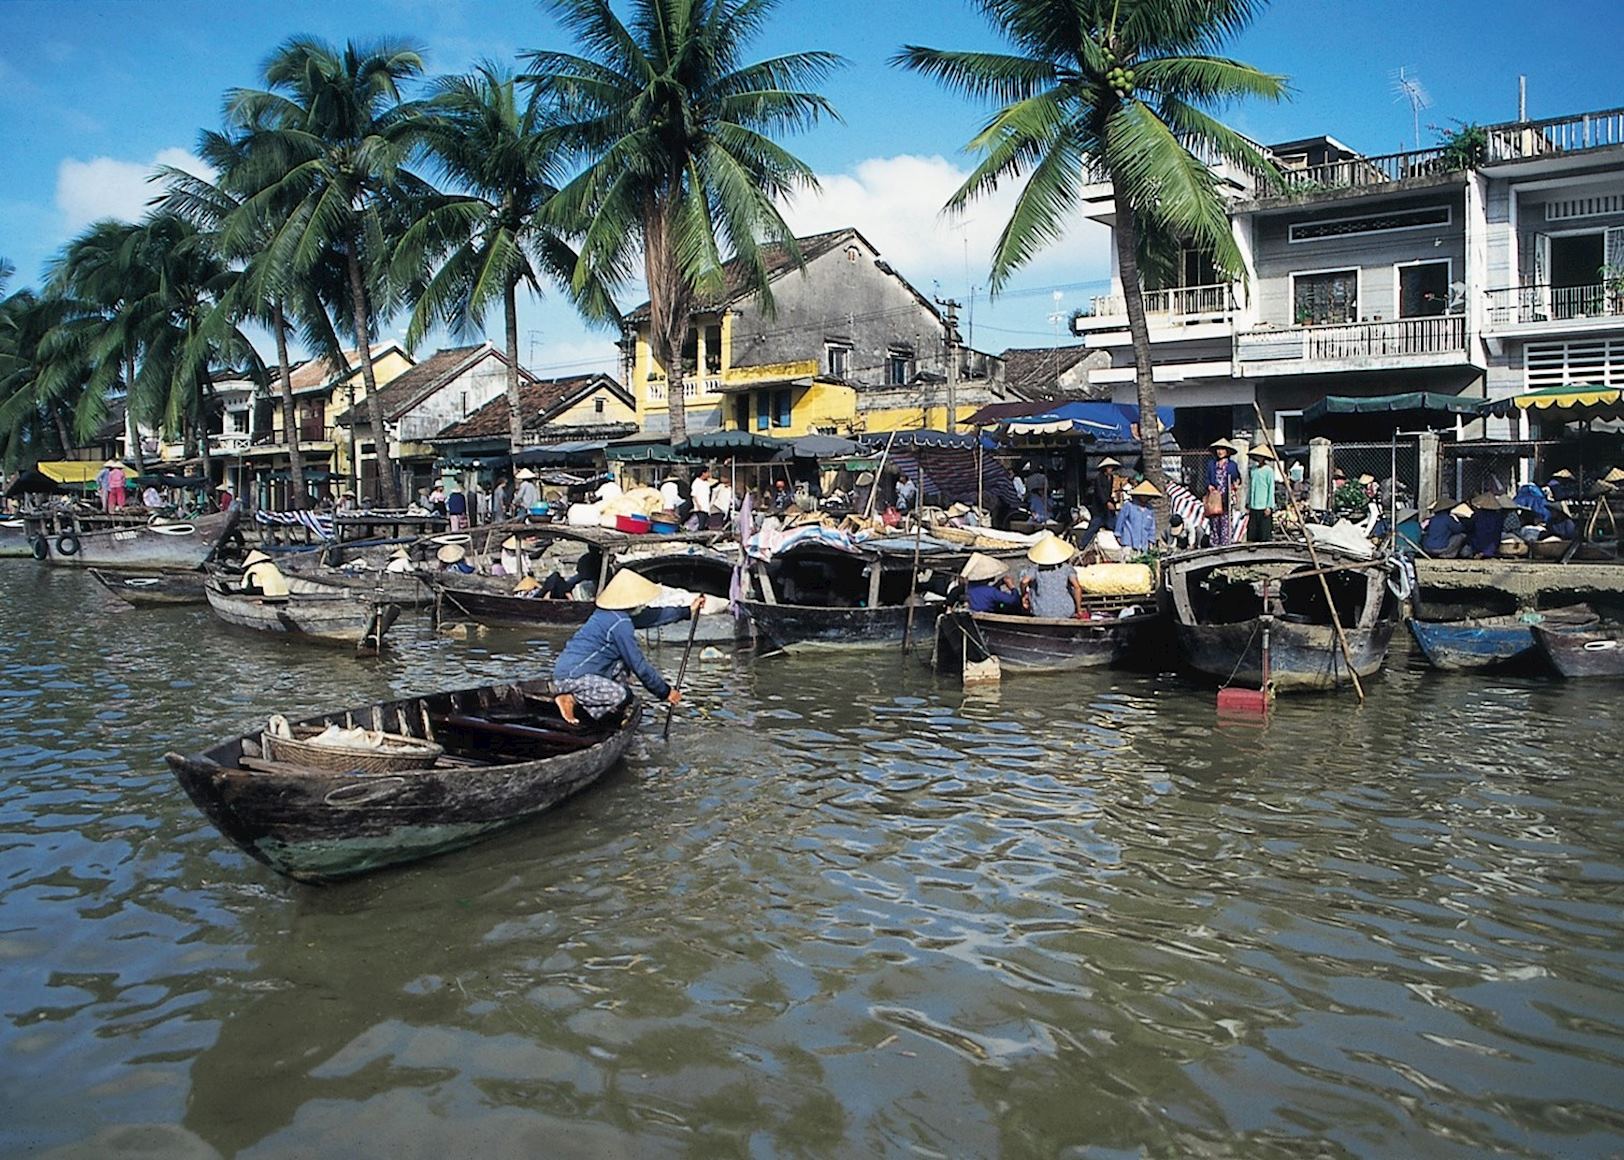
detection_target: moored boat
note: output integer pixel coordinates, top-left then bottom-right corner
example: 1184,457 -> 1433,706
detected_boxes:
0,517 -> 32,558
1408,607 -> 1598,672
1164,540 -> 1400,692
39,509 -> 240,571
204,566 -> 399,652
938,606 -> 1159,673
88,567 -> 207,606
1531,621 -> 1624,678
164,679 -> 642,882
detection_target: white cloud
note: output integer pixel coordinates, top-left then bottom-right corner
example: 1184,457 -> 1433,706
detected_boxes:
781,153 -> 1112,305
54,147 -> 207,233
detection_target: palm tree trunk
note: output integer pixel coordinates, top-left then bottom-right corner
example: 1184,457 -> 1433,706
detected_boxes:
504,280 -> 525,455
644,201 -> 689,445
197,372 -> 214,483
1111,183 -> 1168,528
345,247 -> 400,507
272,301 -> 307,509
124,354 -> 145,472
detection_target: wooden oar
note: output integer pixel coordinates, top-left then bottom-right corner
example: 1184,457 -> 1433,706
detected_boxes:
663,606 -> 702,741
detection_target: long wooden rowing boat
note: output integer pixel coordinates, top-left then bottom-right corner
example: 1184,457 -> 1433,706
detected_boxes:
164,680 -> 642,882
1531,621 -> 1624,678
737,597 -> 937,650
89,567 -> 207,606
1408,607 -> 1598,672
938,606 -> 1159,673
204,569 -> 399,652
40,509 -> 240,571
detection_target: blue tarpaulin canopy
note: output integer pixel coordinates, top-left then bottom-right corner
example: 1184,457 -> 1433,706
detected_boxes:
999,402 -> 1175,441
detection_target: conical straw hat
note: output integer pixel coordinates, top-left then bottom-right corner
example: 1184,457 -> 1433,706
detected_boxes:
242,549 -> 271,567
246,561 -> 290,598
436,543 -> 466,564
960,552 -> 1008,583
1248,444 -> 1276,460
1604,467 -> 1624,483
1128,480 -> 1163,498
1026,531 -> 1075,566
596,568 -> 662,610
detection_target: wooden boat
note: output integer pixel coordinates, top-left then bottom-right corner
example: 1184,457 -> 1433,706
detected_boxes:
204,568 -> 400,652
88,567 -> 207,606
278,542 -> 433,607
164,679 -> 642,882
738,536 -> 991,650
937,606 -> 1159,673
40,508 -> 240,571
1164,541 -> 1400,692
1408,607 -> 1598,672
1531,621 -> 1624,678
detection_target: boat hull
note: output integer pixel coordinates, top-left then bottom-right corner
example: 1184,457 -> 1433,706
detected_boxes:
1531,623 -> 1624,678
1175,618 -> 1395,692
89,568 -> 207,606
43,510 -> 239,571
944,609 -> 1157,672
205,576 -> 399,649
0,519 -> 32,558
739,599 -> 941,649
165,684 -> 641,882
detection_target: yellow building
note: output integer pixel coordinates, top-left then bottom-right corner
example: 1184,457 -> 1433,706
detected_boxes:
624,228 -> 1005,439
242,342 -> 415,505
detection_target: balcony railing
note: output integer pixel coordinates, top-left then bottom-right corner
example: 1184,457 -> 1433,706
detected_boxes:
251,425 -> 339,448
645,376 -> 721,404
1276,146 -> 1457,194
209,431 -> 251,453
1485,282 -> 1624,327
1236,314 -> 1467,364
1086,282 -> 1237,322
1485,107 -> 1624,162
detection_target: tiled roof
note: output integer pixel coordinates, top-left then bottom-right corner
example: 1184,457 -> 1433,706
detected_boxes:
287,343 -> 409,394
335,344 -> 495,425
624,228 -> 867,322
998,345 -> 1102,399
432,373 -> 628,441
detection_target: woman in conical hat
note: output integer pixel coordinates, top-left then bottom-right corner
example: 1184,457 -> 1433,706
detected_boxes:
961,552 -> 1020,613
1116,480 -> 1162,551
1022,532 -> 1083,619
551,570 -> 704,725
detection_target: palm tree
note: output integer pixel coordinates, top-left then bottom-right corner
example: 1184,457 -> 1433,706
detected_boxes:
522,0 -> 842,442
897,0 -> 1285,502
0,286 -> 94,468
226,36 -> 435,507
397,64 -> 620,455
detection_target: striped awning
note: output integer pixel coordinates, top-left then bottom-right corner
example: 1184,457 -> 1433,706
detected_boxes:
1481,386 -> 1624,420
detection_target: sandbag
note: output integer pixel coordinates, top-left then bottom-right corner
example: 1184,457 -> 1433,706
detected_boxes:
1075,561 -> 1153,596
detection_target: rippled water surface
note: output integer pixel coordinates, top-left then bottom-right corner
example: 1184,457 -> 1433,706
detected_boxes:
1,563 -> 1621,1157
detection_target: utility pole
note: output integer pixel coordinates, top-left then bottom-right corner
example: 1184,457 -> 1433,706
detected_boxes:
937,296 -> 961,433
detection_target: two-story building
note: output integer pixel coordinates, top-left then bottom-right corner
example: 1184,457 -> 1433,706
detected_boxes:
429,371 -> 637,481
624,227 -> 1006,438
242,342 -> 414,507
1071,105 -> 1624,448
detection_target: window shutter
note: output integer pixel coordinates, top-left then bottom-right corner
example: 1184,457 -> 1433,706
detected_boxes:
1606,227 -> 1624,274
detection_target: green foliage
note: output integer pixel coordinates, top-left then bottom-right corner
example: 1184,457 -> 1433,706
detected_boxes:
1436,120 -> 1488,170
522,0 -> 842,441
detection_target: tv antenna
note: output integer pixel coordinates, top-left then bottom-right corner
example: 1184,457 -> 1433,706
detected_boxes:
1390,67 -> 1432,151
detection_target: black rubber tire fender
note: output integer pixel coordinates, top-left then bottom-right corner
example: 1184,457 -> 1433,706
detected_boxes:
55,532 -> 80,556
30,535 -> 49,560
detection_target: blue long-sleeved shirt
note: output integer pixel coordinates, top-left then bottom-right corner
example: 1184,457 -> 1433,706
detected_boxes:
1115,501 -> 1155,551
1421,513 -> 1464,552
1468,509 -> 1502,557
967,581 -> 1021,612
553,606 -> 689,697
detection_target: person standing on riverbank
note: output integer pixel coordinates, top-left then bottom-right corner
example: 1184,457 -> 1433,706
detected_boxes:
1204,440 -> 1240,546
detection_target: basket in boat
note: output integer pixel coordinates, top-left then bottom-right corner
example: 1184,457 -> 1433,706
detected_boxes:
261,727 -> 442,772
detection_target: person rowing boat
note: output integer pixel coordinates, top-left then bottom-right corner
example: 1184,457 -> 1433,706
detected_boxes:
552,569 -> 703,725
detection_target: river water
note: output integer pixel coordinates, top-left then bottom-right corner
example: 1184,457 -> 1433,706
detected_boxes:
0,563 -> 1620,1158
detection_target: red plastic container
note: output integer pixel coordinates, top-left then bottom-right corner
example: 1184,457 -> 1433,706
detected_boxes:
614,513 -> 651,534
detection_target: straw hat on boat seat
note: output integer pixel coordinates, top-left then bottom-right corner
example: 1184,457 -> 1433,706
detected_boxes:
960,553 -> 1009,583
597,568 -> 661,611
1027,531 -> 1076,566
513,575 -> 540,594
1127,480 -> 1163,498
436,543 -> 466,564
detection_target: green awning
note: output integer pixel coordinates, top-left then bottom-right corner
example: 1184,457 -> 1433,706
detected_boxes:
675,431 -> 784,454
1303,393 -> 1480,424
605,442 -> 699,463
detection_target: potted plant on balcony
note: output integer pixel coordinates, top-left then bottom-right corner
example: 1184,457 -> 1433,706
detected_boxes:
1602,264 -> 1624,315
1437,121 -> 1489,171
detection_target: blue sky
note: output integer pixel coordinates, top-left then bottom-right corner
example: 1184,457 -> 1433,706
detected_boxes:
2,0 -> 1619,377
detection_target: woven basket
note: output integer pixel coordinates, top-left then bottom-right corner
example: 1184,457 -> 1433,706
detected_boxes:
262,727 -> 442,773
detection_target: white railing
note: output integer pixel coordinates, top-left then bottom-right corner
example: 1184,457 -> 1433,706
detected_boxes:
1236,314 -> 1467,363
1485,283 -> 1624,327
1486,108 -> 1624,162
209,432 -> 251,453
645,376 -> 721,404
1085,283 -> 1237,322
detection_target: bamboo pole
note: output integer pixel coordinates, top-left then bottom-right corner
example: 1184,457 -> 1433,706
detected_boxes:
901,509 -> 926,655
1252,404 -> 1366,703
